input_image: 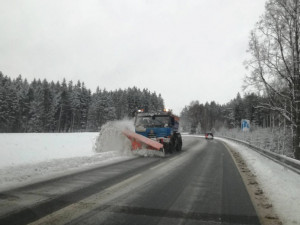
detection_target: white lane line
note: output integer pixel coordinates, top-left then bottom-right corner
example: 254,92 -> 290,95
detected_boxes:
28,173 -> 142,225
150,152 -> 186,169
168,153 -> 185,161
169,157 -> 179,161
150,163 -> 165,170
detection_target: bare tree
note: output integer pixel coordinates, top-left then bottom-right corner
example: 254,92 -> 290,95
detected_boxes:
245,0 -> 300,159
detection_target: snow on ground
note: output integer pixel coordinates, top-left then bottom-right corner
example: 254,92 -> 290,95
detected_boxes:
221,138 -> 300,225
0,152 -> 134,192
0,120 -> 136,192
0,133 -> 98,167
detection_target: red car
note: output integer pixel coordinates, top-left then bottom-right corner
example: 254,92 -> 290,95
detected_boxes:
205,132 -> 214,140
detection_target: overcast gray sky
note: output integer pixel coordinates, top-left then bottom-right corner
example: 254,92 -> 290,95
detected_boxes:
0,0 -> 267,114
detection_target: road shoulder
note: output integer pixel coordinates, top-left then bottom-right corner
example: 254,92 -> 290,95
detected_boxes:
222,141 -> 282,225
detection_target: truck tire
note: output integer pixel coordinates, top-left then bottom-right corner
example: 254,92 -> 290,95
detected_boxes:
169,141 -> 174,154
176,134 -> 182,151
168,136 -> 176,153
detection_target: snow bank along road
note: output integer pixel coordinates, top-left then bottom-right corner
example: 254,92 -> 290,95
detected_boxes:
0,137 -> 261,225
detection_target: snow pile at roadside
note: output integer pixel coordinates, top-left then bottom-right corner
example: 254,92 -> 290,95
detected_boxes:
222,139 -> 300,225
132,149 -> 165,157
0,152 -> 133,192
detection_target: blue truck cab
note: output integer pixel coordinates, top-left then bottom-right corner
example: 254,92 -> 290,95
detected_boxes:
134,110 -> 182,153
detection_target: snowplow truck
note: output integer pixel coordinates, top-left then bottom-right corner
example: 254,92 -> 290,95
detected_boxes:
123,110 -> 182,154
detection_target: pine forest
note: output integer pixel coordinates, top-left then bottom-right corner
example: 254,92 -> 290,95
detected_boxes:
0,72 -> 164,133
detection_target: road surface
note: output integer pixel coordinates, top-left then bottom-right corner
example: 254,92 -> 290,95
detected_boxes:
0,136 -> 260,225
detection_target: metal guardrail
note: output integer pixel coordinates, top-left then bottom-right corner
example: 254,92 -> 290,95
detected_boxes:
219,136 -> 300,175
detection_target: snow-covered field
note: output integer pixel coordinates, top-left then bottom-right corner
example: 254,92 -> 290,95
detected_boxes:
221,138 -> 300,225
0,133 -> 98,167
0,122 -> 135,192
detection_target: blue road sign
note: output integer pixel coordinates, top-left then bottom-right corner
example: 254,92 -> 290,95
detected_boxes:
241,119 -> 250,132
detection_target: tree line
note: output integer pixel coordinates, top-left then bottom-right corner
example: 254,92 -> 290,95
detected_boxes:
181,0 -> 300,159
245,0 -> 300,159
180,93 -> 272,134
180,92 -> 294,156
0,72 -> 164,132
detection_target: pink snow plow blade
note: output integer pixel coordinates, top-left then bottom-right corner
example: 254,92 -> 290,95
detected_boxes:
122,129 -> 163,151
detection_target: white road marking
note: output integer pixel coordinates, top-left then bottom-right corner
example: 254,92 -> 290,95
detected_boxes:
169,153 -> 185,161
150,163 -> 165,170
29,153 -> 187,224
28,173 -> 142,225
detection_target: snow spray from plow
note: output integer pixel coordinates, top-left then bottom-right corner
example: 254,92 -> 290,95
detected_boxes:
94,120 -> 133,155
94,120 -> 165,157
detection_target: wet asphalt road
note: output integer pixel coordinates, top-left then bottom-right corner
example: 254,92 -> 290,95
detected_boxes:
0,136 -> 260,225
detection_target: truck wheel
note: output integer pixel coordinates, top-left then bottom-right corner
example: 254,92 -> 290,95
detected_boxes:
175,140 -> 182,151
169,143 -> 174,153
172,133 -> 182,152
176,135 -> 182,151
169,137 -> 175,153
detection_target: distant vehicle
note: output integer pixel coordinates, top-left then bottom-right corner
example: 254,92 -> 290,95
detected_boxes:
205,132 -> 214,140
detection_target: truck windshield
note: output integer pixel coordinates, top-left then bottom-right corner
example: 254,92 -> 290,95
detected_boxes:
136,116 -> 170,128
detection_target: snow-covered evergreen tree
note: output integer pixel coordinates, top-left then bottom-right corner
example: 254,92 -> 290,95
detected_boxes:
0,72 -> 165,132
